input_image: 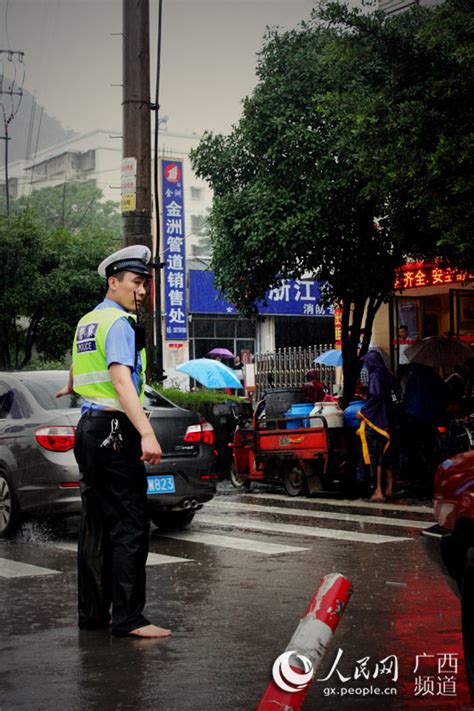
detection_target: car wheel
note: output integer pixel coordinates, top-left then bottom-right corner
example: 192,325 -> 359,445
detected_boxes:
462,546 -> 474,701
229,463 -> 248,489
150,510 -> 195,531
283,465 -> 307,497
0,472 -> 20,539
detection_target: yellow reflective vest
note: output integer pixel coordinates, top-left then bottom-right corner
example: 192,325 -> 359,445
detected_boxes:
72,307 -> 146,410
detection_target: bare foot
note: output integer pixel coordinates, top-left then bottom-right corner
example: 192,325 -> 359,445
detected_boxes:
128,624 -> 171,638
371,491 -> 385,502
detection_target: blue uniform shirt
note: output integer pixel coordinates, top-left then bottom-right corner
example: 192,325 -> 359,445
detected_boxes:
81,298 -> 143,412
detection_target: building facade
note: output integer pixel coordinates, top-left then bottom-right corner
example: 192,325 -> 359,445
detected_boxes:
379,0 -> 443,13
369,264 -> 474,373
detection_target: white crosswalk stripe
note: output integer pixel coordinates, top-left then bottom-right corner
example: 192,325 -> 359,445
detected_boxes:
207,499 -> 429,529
244,492 -> 433,515
195,514 -> 411,544
0,495 -> 422,579
0,558 -> 60,578
157,530 -> 309,554
49,542 -> 192,566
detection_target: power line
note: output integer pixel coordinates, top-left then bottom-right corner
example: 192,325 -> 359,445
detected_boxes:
4,0 -> 11,52
27,105 -> 44,202
22,95 -> 36,197
70,193 -> 97,231
152,0 -> 165,381
0,50 -> 25,119
0,48 -> 26,216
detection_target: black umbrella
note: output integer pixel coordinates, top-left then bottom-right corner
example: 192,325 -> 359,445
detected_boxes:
405,336 -> 473,369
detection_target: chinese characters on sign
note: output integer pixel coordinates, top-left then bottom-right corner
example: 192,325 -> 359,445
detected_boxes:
121,157 -> 137,212
161,160 -> 187,340
394,263 -> 474,291
266,281 -> 333,315
334,306 -> 343,348
188,270 -> 334,317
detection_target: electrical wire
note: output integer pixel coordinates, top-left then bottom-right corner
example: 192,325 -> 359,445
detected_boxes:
4,0 -> 11,51
27,105 -> 44,199
11,53 -> 25,118
153,0 -> 164,380
22,96 -> 36,197
153,0 -> 164,247
7,51 -> 17,118
22,0 -> 47,197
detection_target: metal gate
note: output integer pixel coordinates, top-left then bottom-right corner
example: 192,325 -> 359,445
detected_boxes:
254,344 -> 336,400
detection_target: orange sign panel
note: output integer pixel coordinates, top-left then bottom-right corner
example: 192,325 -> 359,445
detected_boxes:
394,263 -> 474,290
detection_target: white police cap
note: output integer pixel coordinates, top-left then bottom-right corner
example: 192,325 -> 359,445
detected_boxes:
98,245 -> 152,279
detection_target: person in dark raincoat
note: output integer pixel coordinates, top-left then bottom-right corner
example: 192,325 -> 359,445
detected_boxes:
357,350 -> 402,501
402,362 -> 449,480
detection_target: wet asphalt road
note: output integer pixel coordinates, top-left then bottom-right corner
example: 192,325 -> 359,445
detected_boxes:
0,482 -> 472,711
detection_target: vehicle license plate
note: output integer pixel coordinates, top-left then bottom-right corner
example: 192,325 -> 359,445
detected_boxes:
147,475 -> 176,495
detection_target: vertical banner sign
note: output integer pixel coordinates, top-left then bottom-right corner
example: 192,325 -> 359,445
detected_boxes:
334,305 -> 343,348
161,159 -> 187,340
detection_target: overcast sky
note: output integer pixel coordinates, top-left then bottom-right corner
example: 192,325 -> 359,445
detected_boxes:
1,0 -> 346,138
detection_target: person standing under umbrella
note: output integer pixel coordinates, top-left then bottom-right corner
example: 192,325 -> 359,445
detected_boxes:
232,355 -> 245,395
357,351 -> 402,501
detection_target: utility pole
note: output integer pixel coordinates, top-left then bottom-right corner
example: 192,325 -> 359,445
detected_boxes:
122,0 -> 152,246
0,49 -> 25,217
1,122 -> 10,217
122,0 -> 156,376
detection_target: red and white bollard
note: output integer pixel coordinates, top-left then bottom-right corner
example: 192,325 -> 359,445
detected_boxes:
256,573 -> 353,711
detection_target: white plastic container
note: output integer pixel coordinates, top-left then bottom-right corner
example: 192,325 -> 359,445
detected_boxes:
310,402 -> 344,428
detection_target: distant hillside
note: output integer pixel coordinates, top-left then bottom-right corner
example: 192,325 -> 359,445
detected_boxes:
0,85 -> 77,166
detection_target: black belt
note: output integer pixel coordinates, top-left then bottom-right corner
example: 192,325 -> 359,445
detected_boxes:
83,409 -> 124,419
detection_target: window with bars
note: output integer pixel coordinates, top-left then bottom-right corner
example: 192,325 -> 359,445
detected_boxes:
189,316 -> 256,359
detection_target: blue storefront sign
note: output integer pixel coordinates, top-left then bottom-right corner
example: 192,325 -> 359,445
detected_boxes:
189,270 -> 333,317
161,160 -> 187,340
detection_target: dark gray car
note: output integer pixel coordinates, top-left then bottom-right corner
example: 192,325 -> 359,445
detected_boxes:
0,371 -> 218,538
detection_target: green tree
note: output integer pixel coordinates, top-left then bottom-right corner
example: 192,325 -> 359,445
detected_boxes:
191,0 -> 473,403
320,0 -> 474,264
15,181 -> 122,236
0,210 -> 119,369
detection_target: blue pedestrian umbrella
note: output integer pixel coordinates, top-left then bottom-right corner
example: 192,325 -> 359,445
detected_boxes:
314,349 -> 343,367
176,358 -> 243,389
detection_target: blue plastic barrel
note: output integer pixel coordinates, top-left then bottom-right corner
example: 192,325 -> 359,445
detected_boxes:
284,403 -> 314,429
343,400 -> 364,428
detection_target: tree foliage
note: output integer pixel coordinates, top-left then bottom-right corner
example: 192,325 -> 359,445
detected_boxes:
191,0 -> 474,402
320,0 -> 474,262
14,181 -> 122,235
0,210 -> 119,369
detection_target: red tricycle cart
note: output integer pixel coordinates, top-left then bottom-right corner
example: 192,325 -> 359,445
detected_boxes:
229,405 -> 353,496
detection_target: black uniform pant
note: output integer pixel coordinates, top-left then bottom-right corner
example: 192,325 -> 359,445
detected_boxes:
74,410 -> 150,635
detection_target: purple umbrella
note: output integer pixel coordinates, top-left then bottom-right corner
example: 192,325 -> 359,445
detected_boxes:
206,347 -> 235,359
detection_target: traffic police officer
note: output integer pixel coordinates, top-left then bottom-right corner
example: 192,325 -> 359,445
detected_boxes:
57,245 -> 171,639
